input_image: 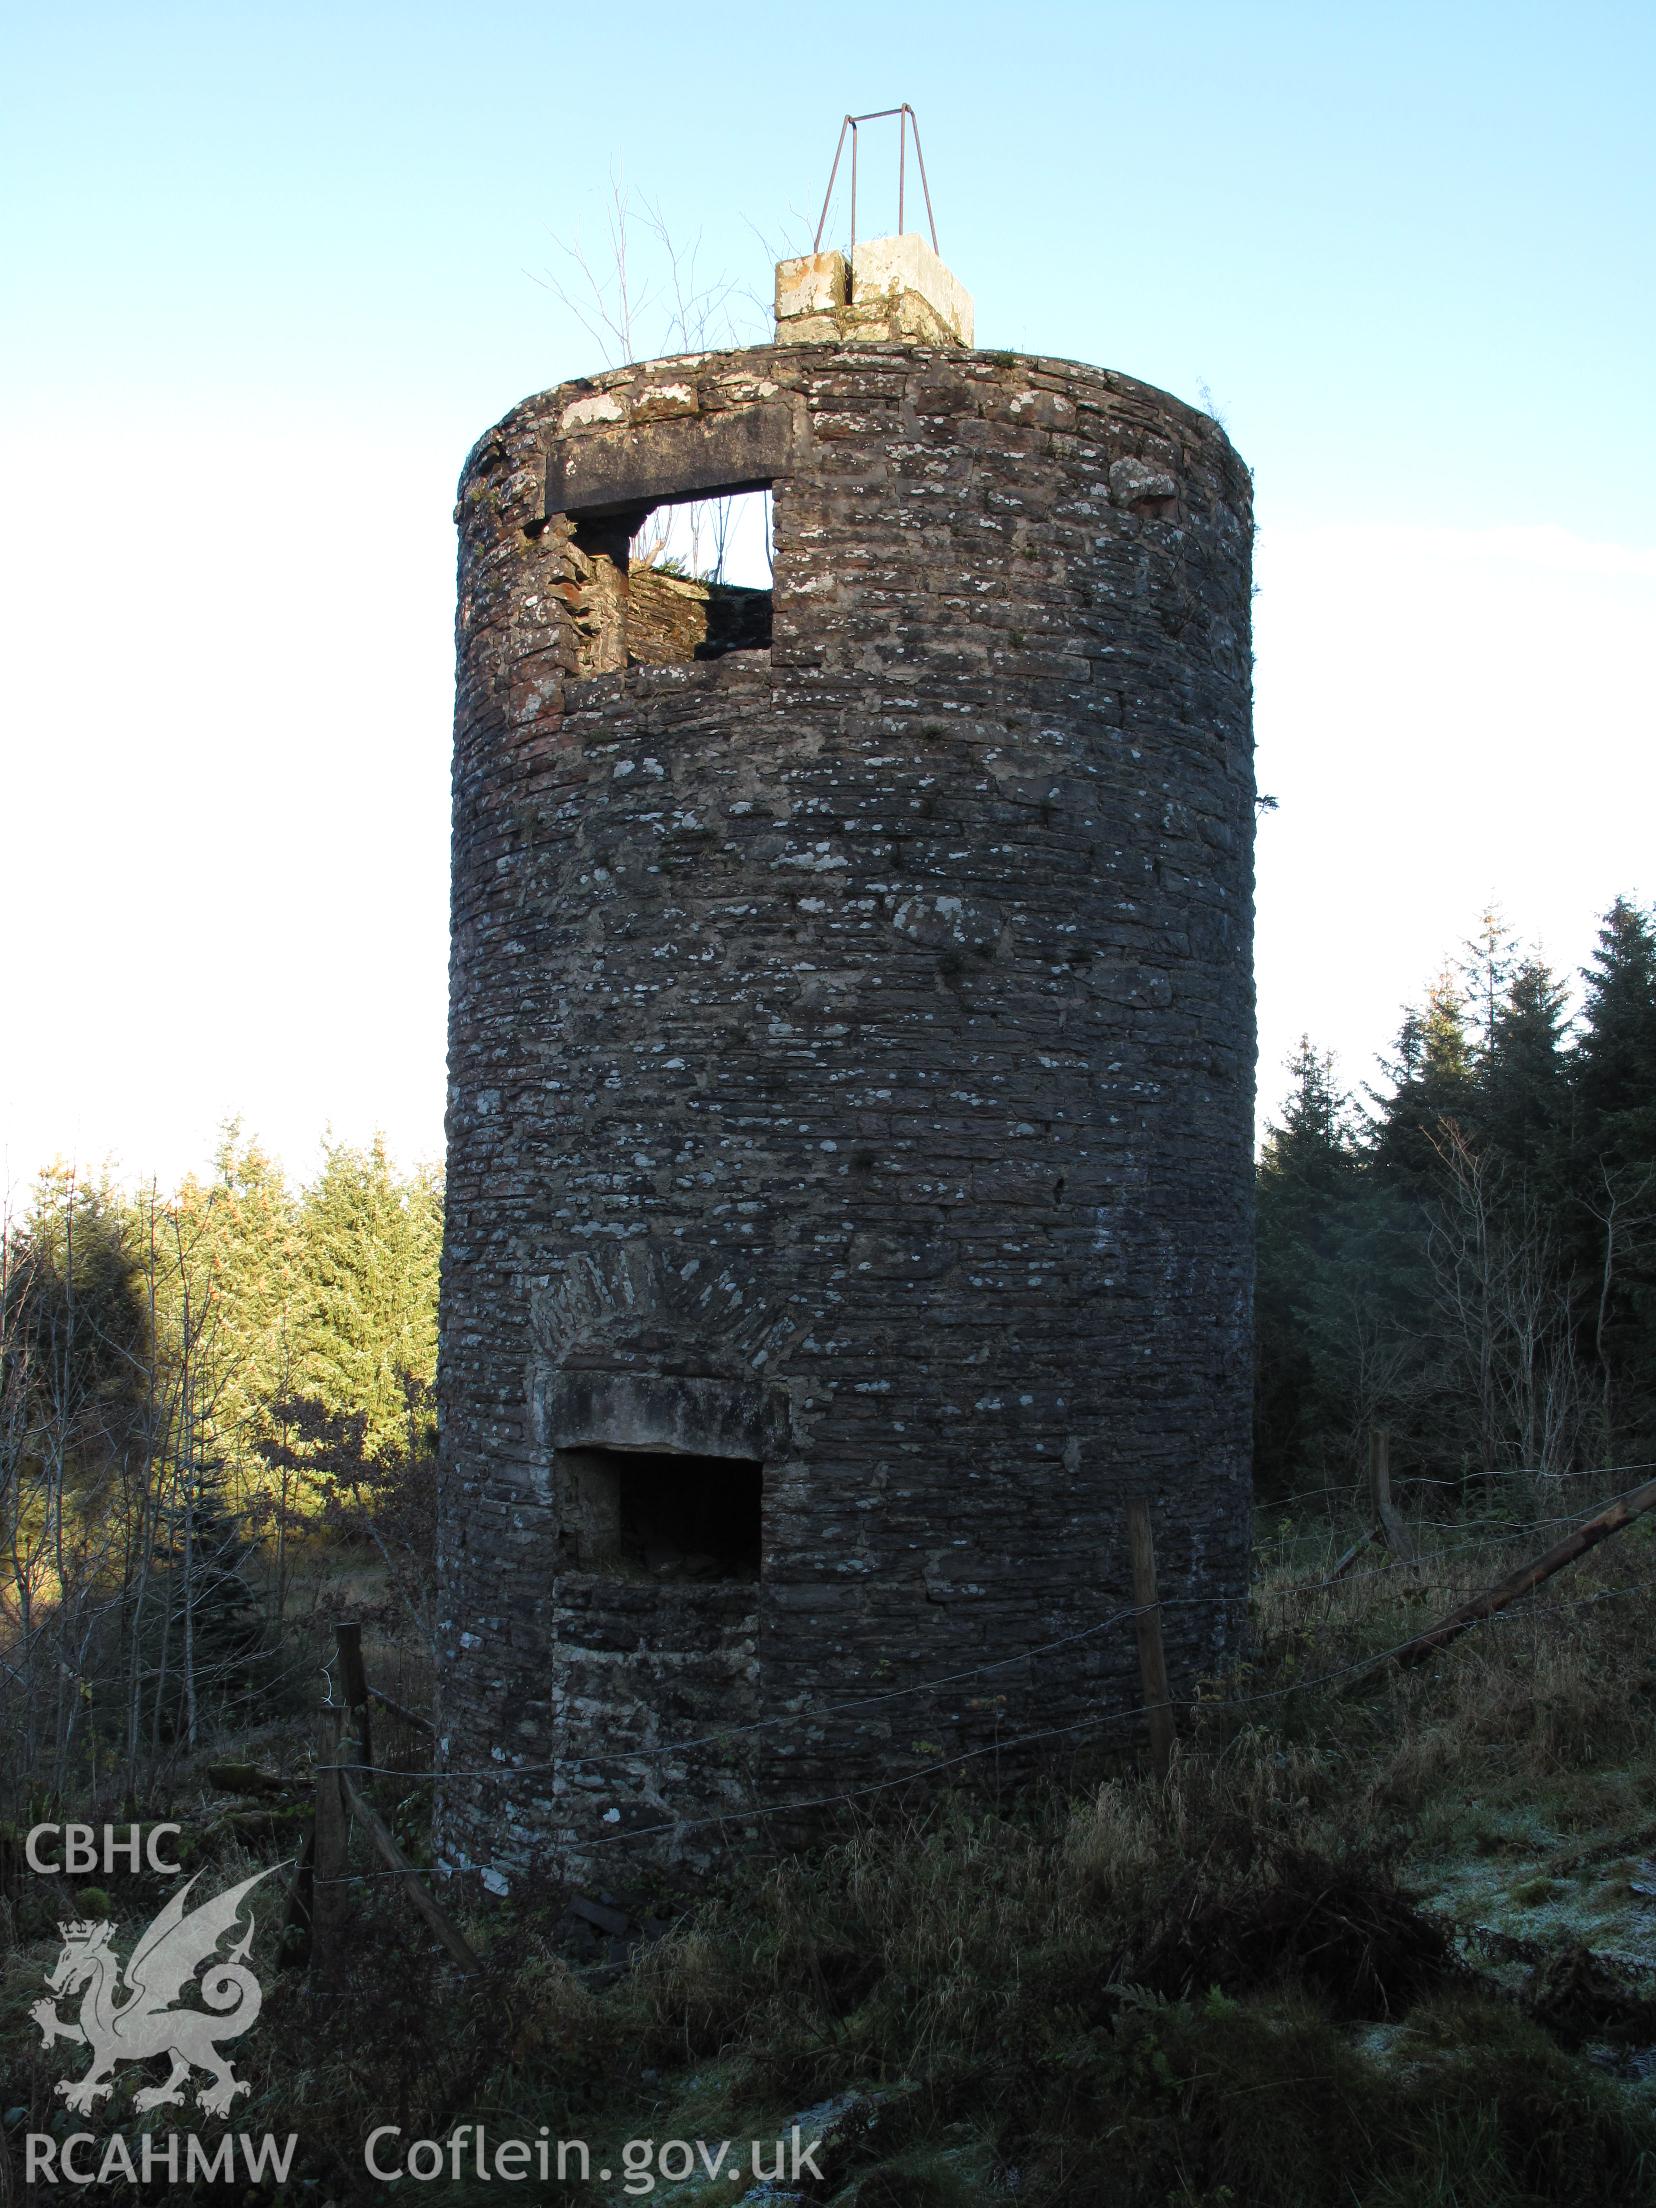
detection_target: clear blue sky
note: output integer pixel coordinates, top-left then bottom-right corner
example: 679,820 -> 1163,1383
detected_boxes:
4,1 -> 1653,1184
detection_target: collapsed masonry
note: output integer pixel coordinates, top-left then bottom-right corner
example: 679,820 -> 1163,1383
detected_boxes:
435,233 -> 1256,1890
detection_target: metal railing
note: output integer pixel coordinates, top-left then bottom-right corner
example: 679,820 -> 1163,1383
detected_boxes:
813,103 -> 939,259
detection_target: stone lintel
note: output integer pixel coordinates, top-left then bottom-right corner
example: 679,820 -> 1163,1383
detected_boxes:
545,403 -> 796,521
542,1370 -> 776,1462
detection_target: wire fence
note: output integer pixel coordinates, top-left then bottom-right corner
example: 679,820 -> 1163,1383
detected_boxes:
1259,1457 -> 1656,1517
315,1560 -> 1656,1889
329,1470 -> 1649,1792
333,1474 -> 1651,1801
310,1469 -> 1656,1892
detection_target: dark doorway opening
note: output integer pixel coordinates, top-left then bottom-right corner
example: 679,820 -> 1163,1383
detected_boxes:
559,1447 -> 763,1580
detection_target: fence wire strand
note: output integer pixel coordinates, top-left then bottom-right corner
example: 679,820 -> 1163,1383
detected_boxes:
313,1561 -> 1656,1888
325,1475 -> 1654,1789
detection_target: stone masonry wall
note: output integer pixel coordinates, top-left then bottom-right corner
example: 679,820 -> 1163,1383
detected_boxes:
437,333 -> 1255,1893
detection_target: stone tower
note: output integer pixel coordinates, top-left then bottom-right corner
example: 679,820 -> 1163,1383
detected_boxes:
436,238 -> 1255,1891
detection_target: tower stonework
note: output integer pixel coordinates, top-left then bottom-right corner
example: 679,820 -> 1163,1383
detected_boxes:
436,247 -> 1255,1889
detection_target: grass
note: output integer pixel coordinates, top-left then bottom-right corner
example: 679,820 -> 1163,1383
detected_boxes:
6,1498 -> 1656,2202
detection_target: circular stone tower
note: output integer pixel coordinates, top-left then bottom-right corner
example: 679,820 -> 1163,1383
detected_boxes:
436,239 -> 1255,1891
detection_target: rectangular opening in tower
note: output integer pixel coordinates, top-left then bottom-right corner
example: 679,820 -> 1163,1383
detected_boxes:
567,488 -> 773,676
629,487 -> 773,666
557,1447 -> 763,1580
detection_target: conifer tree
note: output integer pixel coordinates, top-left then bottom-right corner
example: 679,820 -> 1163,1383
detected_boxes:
1575,898 -> 1656,1167
176,1123 -> 301,1510
1461,904 -> 1519,1062
1367,976 -> 1477,1190
1480,958 -> 1573,1189
1572,898 -> 1656,1448
1255,1041 -> 1362,1490
295,1137 -> 441,1459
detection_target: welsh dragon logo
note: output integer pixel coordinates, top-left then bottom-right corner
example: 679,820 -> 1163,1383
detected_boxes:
30,1864 -> 285,2117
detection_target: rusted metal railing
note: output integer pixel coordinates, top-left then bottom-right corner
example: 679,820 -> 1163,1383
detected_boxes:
813,103 -> 939,259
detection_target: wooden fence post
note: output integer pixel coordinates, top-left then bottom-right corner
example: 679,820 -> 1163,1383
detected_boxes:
335,1620 -> 373,1773
309,1698 -> 347,1983
308,1617 -> 480,1978
1369,1427 -> 1417,1562
1126,1497 -> 1175,1781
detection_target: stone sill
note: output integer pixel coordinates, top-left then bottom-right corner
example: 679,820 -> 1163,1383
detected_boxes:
552,1571 -> 761,1615
564,650 -> 774,709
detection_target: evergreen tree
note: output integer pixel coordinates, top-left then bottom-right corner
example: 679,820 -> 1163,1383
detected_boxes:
1260,1039 -> 1352,1205
1480,958 -> 1573,1188
1575,898 -> 1656,1168
1255,1041 -> 1361,1491
1571,898 -> 1656,1449
176,1123 -> 302,1509
149,1446 -> 261,1744
1460,904 -> 1519,1062
6,1166 -> 150,1498
1366,975 -> 1476,1190
295,1137 -> 441,1458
